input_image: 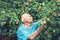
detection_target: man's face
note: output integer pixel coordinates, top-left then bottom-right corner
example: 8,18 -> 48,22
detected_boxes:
26,14 -> 33,22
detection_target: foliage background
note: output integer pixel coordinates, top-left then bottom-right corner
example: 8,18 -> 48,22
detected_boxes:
0,0 -> 60,40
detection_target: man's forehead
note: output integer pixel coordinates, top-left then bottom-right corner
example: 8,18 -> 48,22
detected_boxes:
22,13 -> 30,17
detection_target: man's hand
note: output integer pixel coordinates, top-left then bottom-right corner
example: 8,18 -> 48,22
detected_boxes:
41,18 -> 46,25
38,24 -> 46,31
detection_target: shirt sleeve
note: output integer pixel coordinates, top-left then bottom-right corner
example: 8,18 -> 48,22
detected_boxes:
34,20 -> 42,27
17,29 -> 30,40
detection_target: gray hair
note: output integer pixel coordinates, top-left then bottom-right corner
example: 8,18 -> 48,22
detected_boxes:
21,13 -> 30,22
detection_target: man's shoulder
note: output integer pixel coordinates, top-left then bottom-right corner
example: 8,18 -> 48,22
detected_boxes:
31,22 -> 36,26
31,22 -> 35,24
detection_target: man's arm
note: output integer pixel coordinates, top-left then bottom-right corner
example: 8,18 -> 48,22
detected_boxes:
27,24 -> 45,40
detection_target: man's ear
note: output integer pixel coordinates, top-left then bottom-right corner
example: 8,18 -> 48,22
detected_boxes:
21,18 -> 24,22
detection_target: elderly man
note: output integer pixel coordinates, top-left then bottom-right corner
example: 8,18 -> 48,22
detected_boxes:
17,13 -> 45,40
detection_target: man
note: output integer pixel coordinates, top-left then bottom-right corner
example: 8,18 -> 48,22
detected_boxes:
17,13 -> 45,40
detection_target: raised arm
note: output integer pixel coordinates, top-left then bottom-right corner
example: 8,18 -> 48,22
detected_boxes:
28,24 -> 45,40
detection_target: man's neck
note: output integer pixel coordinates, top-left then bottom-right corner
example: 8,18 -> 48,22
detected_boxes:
24,22 -> 31,28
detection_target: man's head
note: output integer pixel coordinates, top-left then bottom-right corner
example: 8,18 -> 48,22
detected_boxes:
21,13 -> 33,23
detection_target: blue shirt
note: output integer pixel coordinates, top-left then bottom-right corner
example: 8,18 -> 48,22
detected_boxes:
17,21 -> 42,40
